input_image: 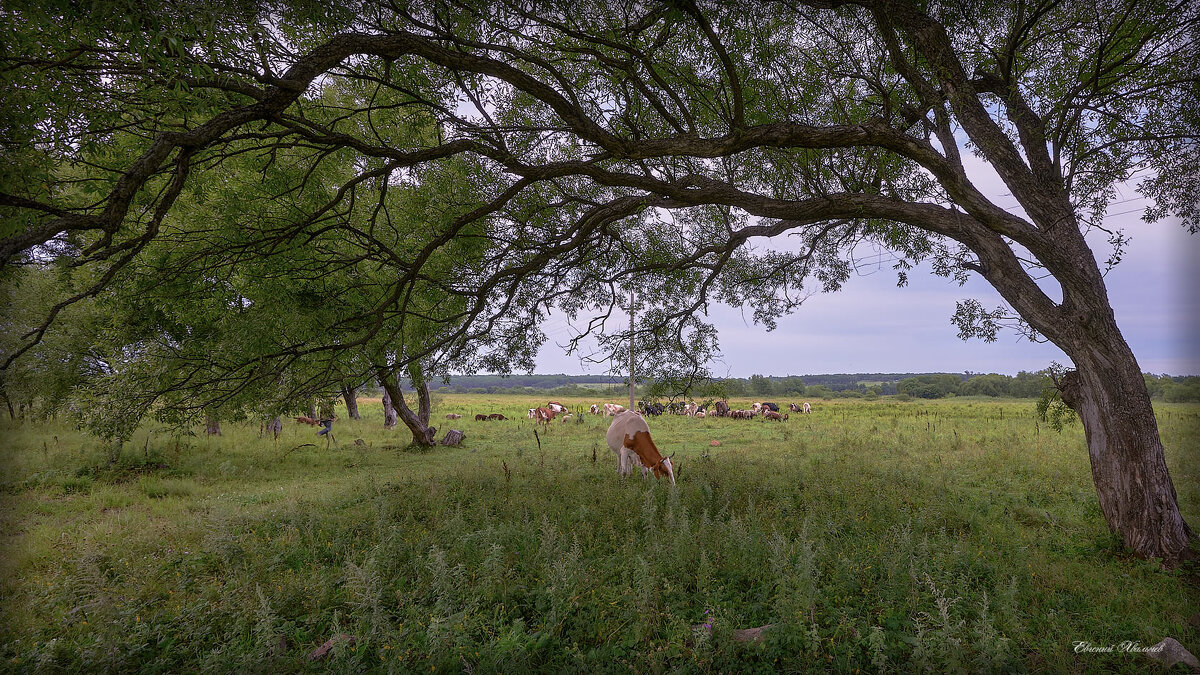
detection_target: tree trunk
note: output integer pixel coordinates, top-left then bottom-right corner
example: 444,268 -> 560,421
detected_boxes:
341,384 -> 360,420
380,382 -> 398,429
377,363 -> 436,447
204,411 -> 222,436
308,400 -> 317,419
266,416 -> 283,440
1059,338 -> 1195,564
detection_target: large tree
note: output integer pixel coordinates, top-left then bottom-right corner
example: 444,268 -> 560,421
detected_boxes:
2,1 -> 1196,561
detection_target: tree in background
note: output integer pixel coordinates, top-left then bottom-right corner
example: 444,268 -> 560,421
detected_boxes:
3,1 -> 1195,560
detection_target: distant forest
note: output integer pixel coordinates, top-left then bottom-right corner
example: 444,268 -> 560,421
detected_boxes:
389,372 -> 1200,402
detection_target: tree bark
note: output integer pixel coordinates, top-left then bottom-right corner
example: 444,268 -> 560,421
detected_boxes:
380,380 -> 398,429
1058,337 -> 1196,564
266,416 -> 283,440
341,384 -> 360,420
377,363 -> 436,447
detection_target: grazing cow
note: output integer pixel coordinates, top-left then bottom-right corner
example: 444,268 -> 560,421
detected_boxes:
295,416 -> 320,426
560,413 -> 573,423
475,414 -> 488,421
802,402 -> 812,414
547,401 -> 568,414
590,404 -> 600,415
751,402 -> 762,413
764,410 -> 787,421
603,403 -> 626,416
714,400 -> 730,417
789,403 -> 801,413
535,407 -> 556,425
528,408 -> 537,419
762,402 -> 780,413
605,411 -> 675,484
488,413 -> 507,420
446,413 -> 462,420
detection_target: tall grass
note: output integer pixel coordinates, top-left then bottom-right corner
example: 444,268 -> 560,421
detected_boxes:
0,396 -> 1196,672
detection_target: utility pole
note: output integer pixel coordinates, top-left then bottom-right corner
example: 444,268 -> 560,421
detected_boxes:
629,286 -> 635,411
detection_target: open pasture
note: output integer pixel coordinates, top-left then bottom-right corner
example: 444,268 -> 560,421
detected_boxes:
1,395 -> 1197,672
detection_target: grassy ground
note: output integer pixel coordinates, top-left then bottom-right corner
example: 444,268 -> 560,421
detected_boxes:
0,395 -> 1197,673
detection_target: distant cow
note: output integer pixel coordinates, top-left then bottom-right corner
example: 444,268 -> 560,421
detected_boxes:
528,408 -> 537,419
603,403 -> 625,416
446,413 -> 462,420
643,402 -> 665,416
789,403 -> 801,413
488,413 -> 507,420
547,401 -> 568,414
605,411 -> 675,484
295,416 -> 320,426
475,414 -> 488,421
802,402 -> 812,414
696,411 -> 706,419
762,402 -> 780,413
714,401 -> 730,417
535,407 -> 556,425
764,410 -> 787,421
590,404 -> 600,415
751,403 -> 762,413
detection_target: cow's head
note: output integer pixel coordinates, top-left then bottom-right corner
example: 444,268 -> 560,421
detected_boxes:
624,431 -> 675,484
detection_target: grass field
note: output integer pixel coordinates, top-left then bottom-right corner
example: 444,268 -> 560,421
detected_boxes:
1,395 -> 1197,673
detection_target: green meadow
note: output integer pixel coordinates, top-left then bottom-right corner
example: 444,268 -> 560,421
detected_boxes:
1,395 -> 1196,673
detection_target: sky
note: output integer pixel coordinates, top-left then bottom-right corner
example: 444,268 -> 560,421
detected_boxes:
532,188 -> 1200,378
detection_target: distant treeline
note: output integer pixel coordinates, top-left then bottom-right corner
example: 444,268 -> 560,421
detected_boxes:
385,371 -> 1200,401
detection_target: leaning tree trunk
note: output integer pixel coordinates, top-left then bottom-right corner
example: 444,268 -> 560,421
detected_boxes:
341,384 -> 360,420
1058,336 -> 1195,564
377,364 -> 436,447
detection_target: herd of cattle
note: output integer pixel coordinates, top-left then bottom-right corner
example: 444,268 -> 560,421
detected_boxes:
443,399 -> 815,485
454,399 -> 815,425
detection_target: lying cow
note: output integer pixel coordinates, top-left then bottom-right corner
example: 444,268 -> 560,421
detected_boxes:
446,413 -> 462,419
488,413 -> 507,420
605,411 -> 675,484
475,414 -> 488,421
547,401 -> 568,414
603,403 -> 626,416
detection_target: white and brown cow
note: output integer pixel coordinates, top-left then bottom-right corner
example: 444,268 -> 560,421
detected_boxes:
605,411 -> 675,484
547,401 -> 568,414
534,407 -> 556,425
590,404 -> 600,415
603,403 -> 626,417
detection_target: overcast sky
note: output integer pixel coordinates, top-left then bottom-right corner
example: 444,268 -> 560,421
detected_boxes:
533,182 -> 1200,378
